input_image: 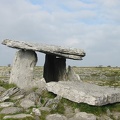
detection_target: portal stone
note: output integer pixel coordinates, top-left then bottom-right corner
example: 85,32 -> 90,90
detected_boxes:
9,50 -> 37,89
43,54 -> 66,82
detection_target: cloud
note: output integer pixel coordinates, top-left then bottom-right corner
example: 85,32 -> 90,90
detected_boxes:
0,0 -> 120,66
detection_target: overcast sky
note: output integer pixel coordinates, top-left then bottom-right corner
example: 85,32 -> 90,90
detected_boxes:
0,0 -> 120,67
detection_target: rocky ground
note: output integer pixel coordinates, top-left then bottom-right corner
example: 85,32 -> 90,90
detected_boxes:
0,66 -> 120,120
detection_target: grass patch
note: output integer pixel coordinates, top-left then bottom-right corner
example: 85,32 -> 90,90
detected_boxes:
40,111 -> 49,120
56,98 -> 120,116
41,91 -> 57,99
0,80 -> 16,89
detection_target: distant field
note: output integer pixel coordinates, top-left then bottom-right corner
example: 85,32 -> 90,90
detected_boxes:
0,66 -> 120,87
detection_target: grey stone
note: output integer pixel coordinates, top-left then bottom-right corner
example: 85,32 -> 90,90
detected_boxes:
0,107 -> 23,114
31,78 -> 46,90
69,112 -> 96,120
46,114 -> 67,120
64,105 -> 74,118
26,92 -> 40,103
35,86 -> 46,96
20,99 -> 35,109
67,66 -> 81,81
98,115 -> 113,120
47,81 -> 120,106
3,114 -> 33,119
2,39 -> 85,60
39,107 -> 51,112
12,88 -> 26,96
32,108 -> 41,116
112,112 -> 120,120
0,102 -> 14,108
9,49 -> 37,89
45,95 -> 62,107
0,87 -> 20,102
106,109 -> 112,117
11,94 -> 24,100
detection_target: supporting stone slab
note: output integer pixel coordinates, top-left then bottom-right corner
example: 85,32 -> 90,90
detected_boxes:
43,54 -> 66,82
9,50 -> 37,89
46,81 -> 120,106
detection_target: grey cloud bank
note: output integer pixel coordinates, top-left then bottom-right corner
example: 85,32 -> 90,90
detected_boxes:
0,0 -> 120,66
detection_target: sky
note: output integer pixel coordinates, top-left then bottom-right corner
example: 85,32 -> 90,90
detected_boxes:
0,0 -> 120,67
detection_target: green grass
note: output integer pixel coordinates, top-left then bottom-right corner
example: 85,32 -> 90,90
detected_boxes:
47,96 -> 120,116
0,80 -> 16,89
40,111 -> 49,120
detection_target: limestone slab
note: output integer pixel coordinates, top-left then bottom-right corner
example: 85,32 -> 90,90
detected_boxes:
2,39 -> 85,60
9,49 -> 37,89
46,81 -> 120,106
0,102 -> 14,108
0,107 -> 23,114
3,114 -> 33,119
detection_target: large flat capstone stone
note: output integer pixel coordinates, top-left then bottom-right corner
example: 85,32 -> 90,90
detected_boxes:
46,81 -> 120,106
2,39 -> 85,60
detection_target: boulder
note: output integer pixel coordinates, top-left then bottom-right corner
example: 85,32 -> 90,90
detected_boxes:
25,92 -> 41,106
0,102 -> 14,108
45,95 -> 62,107
0,107 -> 23,114
0,87 -> 20,102
98,115 -> 113,120
46,114 -> 67,120
3,114 -> 33,119
9,49 -> 37,89
67,66 -> 81,81
47,81 -> 120,106
112,112 -> 120,120
69,112 -> 97,120
32,108 -> 41,116
39,107 -> 51,112
20,99 -> 35,109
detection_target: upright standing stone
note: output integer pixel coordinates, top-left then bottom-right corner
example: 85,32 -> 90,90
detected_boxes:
67,66 -> 82,81
43,54 -> 66,82
9,50 -> 37,89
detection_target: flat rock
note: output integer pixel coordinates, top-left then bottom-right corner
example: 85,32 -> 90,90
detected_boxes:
2,39 -> 85,60
46,114 -> 67,120
20,99 -> 35,109
3,114 -> 33,119
69,112 -> 97,120
0,102 -> 14,108
47,81 -> 120,106
0,107 -> 23,114
32,108 -> 41,116
0,87 -> 20,102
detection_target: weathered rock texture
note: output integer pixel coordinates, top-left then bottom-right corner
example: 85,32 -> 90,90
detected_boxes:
69,112 -> 97,120
3,114 -> 33,119
47,81 -> 120,106
67,66 -> 81,81
2,39 -> 85,84
2,39 -> 85,60
9,49 -> 37,89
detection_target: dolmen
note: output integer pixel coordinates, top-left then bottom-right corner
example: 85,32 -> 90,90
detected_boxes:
1,39 -> 85,88
2,39 -> 120,106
